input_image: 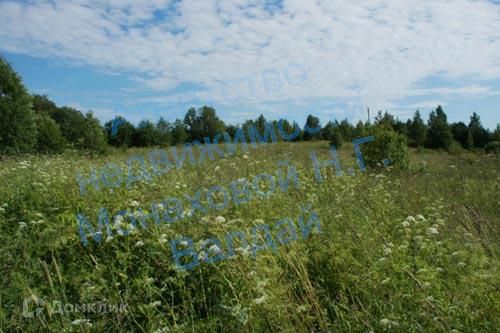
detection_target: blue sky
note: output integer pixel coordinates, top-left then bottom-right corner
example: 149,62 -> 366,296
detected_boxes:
1,0 -> 500,129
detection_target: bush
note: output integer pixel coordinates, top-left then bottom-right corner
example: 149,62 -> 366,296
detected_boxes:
361,130 -> 410,170
35,114 -> 66,153
485,141 -> 500,155
447,140 -> 465,155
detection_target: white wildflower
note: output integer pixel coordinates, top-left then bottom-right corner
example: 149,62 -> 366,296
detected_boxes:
379,318 -> 391,327
252,295 -> 267,305
208,244 -> 221,254
242,154 -> 249,160
105,236 -> 114,243
114,215 -> 124,226
130,200 -> 140,208
416,214 -> 426,221
71,319 -> 92,326
458,262 -> 466,267
401,221 -> 410,228
214,165 -> 221,172
179,240 -> 189,247
19,222 -> 27,229
405,216 -> 416,223
427,227 -> 439,235
215,216 -> 226,224
383,247 -> 392,256
135,240 -> 144,247
149,301 -> 161,307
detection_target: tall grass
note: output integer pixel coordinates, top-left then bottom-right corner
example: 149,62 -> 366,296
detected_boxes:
0,142 -> 498,332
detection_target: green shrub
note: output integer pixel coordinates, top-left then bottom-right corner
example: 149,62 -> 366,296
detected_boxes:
448,140 -> 465,155
485,141 -> 500,155
361,129 -> 410,170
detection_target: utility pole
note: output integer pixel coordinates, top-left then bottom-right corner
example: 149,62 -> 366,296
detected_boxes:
367,108 -> 371,124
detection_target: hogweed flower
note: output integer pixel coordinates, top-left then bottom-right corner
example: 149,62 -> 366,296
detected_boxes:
427,227 -> 439,236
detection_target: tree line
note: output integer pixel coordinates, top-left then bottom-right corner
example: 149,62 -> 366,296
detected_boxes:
1,56 -> 499,155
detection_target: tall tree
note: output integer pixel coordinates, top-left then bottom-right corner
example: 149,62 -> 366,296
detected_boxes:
156,117 -> 173,146
492,124 -> 500,142
353,120 -> 367,138
374,111 -> 396,130
133,120 -> 159,147
339,119 -> 354,141
81,111 -> 107,153
183,107 -> 201,140
105,116 -> 136,148
172,119 -> 188,145
303,114 -> 320,141
35,114 -> 66,153
407,110 -> 427,147
468,112 -> 490,148
199,106 -> 225,139
0,57 -> 37,154
426,106 -> 453,149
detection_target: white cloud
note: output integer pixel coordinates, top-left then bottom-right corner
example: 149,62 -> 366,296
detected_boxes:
1,0 -> 500,111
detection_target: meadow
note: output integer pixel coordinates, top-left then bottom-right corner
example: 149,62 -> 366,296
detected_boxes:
0,141 -> 499,332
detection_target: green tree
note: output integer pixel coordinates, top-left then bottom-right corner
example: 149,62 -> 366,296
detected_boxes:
133,120 -> 160,147
329,126 -> 343,148
468,112 -> 490,148
0,57 -> 37,154
353,121 -> 367,138
451,122 -> 473,150
303,114 -> 320,141
48,106 -> 87,144
199,106 -> 225,139
407,110 -> 427,147
183,106 -> 225,141
338,119 -> 354,141
361,128 -> 410,170
183,107 -> 201,140
374,111 -> 396,130
156,117 -> 173,146
426,106 -> 453,150
81,111 -> 107,153
492,124 -> 500,142
320,121 -> 334,140
35,114 -> 66,153
172,119 -> 188,145
104,116 -> 136,148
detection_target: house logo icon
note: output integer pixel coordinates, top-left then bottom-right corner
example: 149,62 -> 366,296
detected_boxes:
22,296 -> 45,318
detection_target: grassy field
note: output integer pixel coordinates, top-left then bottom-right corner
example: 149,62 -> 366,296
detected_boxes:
1,141 -> 499,332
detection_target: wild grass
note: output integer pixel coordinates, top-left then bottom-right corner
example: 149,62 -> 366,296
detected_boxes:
0,142 -> 499,332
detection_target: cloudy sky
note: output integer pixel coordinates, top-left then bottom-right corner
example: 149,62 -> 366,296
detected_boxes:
1,0 -> 500,128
